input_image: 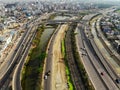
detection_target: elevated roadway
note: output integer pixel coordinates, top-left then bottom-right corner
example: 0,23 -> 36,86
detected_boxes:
90,19 -> 120,88
75,12 -> 119,89
0,22 -> 33,89
76,24 -> 108,90
46,19 -> 85,25
12,24 -> 38,90
81,24 -> 118,89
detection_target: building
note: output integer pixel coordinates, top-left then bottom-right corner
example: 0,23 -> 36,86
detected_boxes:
114,40 -> 120,53
0,34 -> 12,56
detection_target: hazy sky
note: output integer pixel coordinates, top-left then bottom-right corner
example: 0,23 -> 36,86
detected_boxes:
0,0 -> 120,3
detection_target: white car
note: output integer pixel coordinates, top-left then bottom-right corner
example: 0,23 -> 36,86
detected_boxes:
44,75 -> 48,80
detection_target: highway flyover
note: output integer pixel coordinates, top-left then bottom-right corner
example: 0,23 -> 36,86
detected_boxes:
12,23 -> 38,90
76,23 -> 119,90
90,18 -> 120,88
76,24 -> 107,90
0,22 -> 33,89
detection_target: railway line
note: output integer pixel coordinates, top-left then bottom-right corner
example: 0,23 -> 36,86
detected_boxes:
65,24 -> 85,90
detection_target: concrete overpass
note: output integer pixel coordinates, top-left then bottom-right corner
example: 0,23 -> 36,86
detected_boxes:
45,19 -> 87,25
54,10 -> 80,14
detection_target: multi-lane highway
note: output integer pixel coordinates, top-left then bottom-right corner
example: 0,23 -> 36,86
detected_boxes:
0,20 -> 39,89
77,23 -> 119,89
0,22 -> 32,89
84,27 -> 118,89
76,24 -> 107,90
90,17 -> 120,88
83,13 -> 120,89
74,11 -> 120,90
12,23 -> 38,90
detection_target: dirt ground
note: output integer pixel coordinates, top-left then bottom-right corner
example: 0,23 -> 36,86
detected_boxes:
0,33 -> 20,67
51,24 -> 68,90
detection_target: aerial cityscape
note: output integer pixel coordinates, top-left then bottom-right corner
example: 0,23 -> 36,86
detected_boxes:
0,0 -> 120,90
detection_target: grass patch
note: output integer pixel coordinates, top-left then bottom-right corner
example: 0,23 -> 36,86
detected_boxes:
66,66 -> 74,90
61,39 -> 74,90
61,40 -> 65,57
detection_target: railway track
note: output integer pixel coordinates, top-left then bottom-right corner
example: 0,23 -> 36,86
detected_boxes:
65,24 -> 85,90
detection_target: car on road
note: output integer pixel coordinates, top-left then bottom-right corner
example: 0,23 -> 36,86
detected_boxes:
116,78 -> 120,84
80,52 -> 87,56
100,72 -> 104,76
44,75 -> 48,80
44,70 -> 51,80
15,49 -> 17,52
81,53 -> 87,56
80,47 -> 86,50
46,70 -> 51,76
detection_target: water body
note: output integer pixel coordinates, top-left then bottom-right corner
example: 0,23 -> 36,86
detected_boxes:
39,27 -> 55,51
39,15 -> 70,51
53,16 -> 70,20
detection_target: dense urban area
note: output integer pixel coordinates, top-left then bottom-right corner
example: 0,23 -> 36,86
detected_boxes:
0,0 -> 120,90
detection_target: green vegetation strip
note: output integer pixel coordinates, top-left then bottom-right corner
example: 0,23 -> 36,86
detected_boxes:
71,24 -> 94,90
61,39 -> 74,90
21,25 -> 47,90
